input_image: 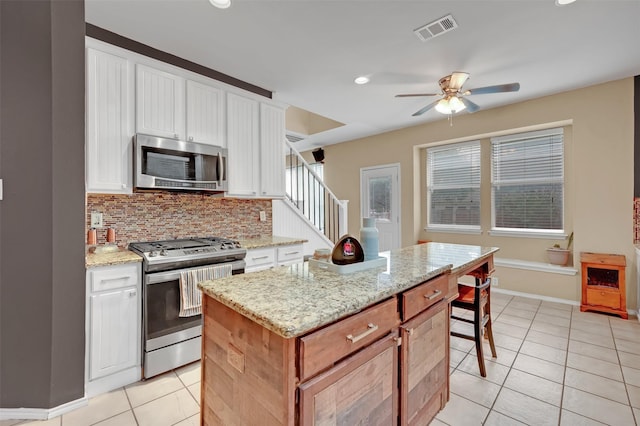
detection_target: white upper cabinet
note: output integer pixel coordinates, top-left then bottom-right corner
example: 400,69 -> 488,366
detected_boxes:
136,64 -> 185,140
86,47 -> 134,193
186,80 -> 225,146
226,92 -> 260,197
259,103 -> 286,198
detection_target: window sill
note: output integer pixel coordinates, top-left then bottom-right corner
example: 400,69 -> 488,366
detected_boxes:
425,226 -> 482,235
494,257 -> 578,276
489,229 -> 567,239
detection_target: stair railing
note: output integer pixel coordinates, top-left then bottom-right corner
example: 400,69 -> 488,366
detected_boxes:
284,140 -> 348,243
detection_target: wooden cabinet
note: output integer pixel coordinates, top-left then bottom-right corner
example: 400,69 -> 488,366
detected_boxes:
201,271 -> 451,425
136,64 -> 185,140
580,252 -> 627,319
245,244 -> 304,273
400,300 -> 448,425
299,331 -> 399,426
86,47 -> 134,193
86,263 -> 142,397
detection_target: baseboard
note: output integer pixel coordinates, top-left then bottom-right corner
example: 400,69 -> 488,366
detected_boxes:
492,287 -> 579,306
493,287 -> 640,320
0,395 -> 88,421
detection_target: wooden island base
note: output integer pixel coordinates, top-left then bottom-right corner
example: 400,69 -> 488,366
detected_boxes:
198,243 -> 498,425
200,274 -> 451,425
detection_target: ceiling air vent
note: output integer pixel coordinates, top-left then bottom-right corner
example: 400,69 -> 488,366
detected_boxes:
286,132 -> 305,143
414,14 -> 458,42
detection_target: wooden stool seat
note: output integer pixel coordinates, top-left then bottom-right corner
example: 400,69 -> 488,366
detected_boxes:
451,277 -> 496,377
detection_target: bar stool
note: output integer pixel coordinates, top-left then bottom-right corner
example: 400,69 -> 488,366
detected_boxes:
450,277 -> 497,377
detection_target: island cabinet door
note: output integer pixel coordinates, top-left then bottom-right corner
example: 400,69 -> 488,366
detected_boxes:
298,331 -> 399,426
399,300 -> 448,426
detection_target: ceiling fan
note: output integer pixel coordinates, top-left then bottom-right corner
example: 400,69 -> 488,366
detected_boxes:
395,72 -> 520,117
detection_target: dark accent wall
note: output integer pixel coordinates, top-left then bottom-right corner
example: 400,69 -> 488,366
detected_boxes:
0,0 -> 85,409
85,23 -> 272,100
634,76 -> 640,197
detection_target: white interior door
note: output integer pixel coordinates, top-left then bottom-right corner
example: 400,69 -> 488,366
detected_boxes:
361,164 -> 400,252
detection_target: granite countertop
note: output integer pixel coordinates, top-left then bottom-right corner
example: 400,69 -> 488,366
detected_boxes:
86,247 -> 142,268
199,242 -> 498,338
238,235 -> 308,250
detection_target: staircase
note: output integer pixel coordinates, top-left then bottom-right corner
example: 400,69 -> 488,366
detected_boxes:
272,140 -> 348,257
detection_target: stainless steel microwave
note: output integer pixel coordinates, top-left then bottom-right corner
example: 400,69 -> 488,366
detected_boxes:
134,134 -> 228,193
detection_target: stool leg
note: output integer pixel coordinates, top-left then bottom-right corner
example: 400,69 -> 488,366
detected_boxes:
485,318 -> 497,358
474,303 -> 487,377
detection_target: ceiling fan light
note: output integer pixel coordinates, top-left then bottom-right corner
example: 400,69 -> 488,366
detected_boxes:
449,96 -> 466,113
435,98 -> 453,115
209,0 -> 231,9
555,0 -> 576,5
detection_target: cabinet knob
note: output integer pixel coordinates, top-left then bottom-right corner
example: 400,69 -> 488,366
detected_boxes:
129,290 -> 137,297
174,133 -> 179,139
188,136 -> 194,141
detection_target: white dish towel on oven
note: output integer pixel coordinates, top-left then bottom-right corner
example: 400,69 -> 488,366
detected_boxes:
179,263 -> 232,317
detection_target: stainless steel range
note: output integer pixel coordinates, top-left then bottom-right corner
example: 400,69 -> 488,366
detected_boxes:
128,237 -> 246,378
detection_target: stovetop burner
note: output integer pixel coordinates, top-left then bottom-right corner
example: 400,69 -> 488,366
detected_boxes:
129,236 -> 246,272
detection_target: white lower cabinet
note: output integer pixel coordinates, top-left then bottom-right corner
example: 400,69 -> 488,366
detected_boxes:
86,262 -> 142,397
245,244 -> 304,273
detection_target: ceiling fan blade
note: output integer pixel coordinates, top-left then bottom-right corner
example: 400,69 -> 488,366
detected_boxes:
449,72 -> 470,90
412,99 -> 440,116
465,82 -> 520,95
395,93 -> 440,97
460,97 -> 481,113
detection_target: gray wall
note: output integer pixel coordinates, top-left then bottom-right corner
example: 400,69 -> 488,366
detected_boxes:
0,0 -> 86,409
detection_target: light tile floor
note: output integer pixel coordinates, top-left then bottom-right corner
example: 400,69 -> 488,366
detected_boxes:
3,292 -> 640,425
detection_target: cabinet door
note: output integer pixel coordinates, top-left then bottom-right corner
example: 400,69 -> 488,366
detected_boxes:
259,103 -> 286,197
299,331 -> 398,426
86,48 -> 133,193
226,92 -> 259,196
400,300 -> 448,425
89,287 -> 139,380
186,80 -> 224,146
136,64 -> 185,139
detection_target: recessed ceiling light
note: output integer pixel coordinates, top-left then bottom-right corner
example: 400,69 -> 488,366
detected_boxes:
555,0 -> 576,5
209,0 -> 231,9
354,76 -> 370,85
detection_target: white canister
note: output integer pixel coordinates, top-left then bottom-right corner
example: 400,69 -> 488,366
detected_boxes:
360,218 -> 379,261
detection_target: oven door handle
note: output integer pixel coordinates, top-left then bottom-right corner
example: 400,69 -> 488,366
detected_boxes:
146,270 -> 182,285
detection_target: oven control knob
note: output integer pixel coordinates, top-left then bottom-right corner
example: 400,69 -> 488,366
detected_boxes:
149,251 -> 158,257
160,249 -> 168,256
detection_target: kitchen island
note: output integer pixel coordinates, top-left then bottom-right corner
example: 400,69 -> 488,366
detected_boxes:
198,242 -> 498,425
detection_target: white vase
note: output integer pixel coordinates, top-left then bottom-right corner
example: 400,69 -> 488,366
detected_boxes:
547,248 -> 570,266
360,218 -> 379,261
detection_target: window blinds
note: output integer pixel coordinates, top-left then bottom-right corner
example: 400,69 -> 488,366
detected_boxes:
427,141 -> 481,228
491,128 -> 564,231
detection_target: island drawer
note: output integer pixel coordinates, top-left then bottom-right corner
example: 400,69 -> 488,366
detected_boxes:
298,297 -> 400,381
401,274 -> 449,321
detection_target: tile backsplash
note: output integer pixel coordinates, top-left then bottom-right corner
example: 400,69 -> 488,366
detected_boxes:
87,193 -> 272,246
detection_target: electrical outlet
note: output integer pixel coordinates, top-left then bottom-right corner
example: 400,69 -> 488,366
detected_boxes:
492,276 -> 499,287
91,212 -> 103,228
259,211 -> 266,222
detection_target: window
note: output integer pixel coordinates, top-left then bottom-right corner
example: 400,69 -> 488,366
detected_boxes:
491,128 -> 564,233
426,141 -> 481,230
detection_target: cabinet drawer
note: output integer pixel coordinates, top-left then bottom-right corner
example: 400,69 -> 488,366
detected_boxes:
401,274 -> 449,321
89,264 -> 140,292
277,244 -> 303,265
299,298 -> 400,381
245,248 -> 275,269
586,288 -> 620,309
